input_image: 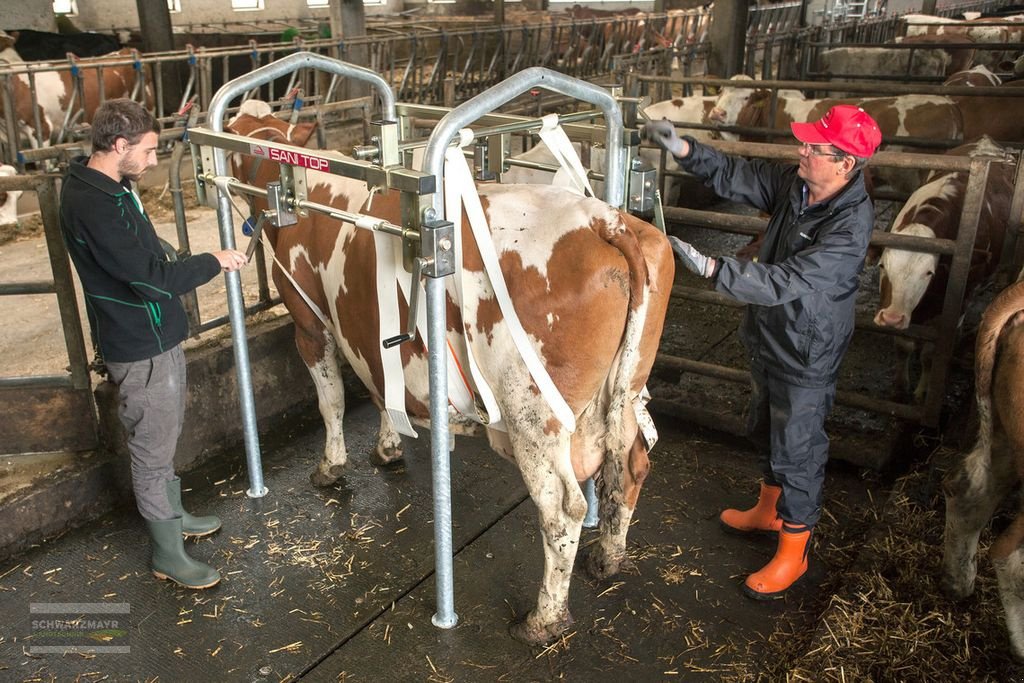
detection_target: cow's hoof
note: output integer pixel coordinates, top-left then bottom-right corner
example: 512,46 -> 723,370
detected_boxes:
309,464 -> 345,487
585,548 -> 624,580
941,575 -> 975,601
370,445 -> 404,467
509,612 -> 573,646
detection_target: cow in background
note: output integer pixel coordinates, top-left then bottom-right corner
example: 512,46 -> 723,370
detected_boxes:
894,33 -> 977,75
3,28 -> 122,61
707,77 -> 964,194
0,31 -> 151,148
817,46 -> 952,78
903,13 -> 1024,72
944,66 -> 1024,144
0,165 -> 21,227
943,279 -> 1024,661
225,107 -> 674,645
873,137 -> 1014,400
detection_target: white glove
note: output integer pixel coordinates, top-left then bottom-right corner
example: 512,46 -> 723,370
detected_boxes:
668,236 -> 716,278
641,119 -> 685,157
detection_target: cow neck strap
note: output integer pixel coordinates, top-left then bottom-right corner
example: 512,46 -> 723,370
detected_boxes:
445,131 -> 577,433
212,175 -> 333,331
537,113 -> 595,199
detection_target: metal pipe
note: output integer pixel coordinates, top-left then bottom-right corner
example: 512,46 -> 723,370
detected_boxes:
206,52 -> 399,499
423,66 -> 626,210
654,354 -> 925,422
420,67 -> 624,627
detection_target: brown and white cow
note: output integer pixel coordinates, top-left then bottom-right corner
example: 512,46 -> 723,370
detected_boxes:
903,13 -> 1024,72
944,66 -> 1024,144
225,109 -> 674,644
707,78 -> 964,193
0,164 -> 21,227
873,136 -> 1014,400
943,279 -> 1024,660
0,31 -> 151,147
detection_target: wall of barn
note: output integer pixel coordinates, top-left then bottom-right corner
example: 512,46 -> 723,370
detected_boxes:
4,0 -> 57,31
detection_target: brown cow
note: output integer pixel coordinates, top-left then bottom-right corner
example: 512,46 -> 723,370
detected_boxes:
224,108 -> 674,644
708,78 -> 964,193
944,279 -> 1024,660
873,136 -> 1015,400
0,32 -> 151,147
944,66 -> 1024,144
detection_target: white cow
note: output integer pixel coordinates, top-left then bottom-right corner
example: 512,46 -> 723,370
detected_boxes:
0,165 -> 22,227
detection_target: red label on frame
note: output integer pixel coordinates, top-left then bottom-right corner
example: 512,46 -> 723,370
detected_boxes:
249,143 -> 329,172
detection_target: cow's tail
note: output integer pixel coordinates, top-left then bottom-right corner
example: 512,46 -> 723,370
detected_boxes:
600,213 -> 653,459
969,280 -> 1024,472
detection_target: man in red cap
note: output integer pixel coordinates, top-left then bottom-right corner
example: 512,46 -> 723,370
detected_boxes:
643,105 -> 882,599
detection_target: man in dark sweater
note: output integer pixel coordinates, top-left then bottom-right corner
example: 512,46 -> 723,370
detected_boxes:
643,105 -> 881,599
61,99 -> 248,589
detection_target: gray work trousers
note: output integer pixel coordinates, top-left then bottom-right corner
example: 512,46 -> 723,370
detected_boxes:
106,345 -> 186,521
745,370 -> 836,529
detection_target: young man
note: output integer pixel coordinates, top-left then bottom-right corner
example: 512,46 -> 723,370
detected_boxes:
61,99 -> 249,589
643,105 -> 882,599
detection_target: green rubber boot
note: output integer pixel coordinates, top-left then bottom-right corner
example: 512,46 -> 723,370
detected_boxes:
166,478 -> 222,538
145,518 -> 221,589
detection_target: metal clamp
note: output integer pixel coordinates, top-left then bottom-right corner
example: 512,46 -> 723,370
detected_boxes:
267,181 -> 297,227
627,155 -> 658,217
382,217 -> 455,348
382,255 -> 428,349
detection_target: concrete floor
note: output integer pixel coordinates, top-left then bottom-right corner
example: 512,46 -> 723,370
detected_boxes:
0,399 -> 885,682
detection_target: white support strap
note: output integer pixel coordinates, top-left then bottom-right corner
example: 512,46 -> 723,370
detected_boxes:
445,129 -> 576,433
537,113 -> 595,199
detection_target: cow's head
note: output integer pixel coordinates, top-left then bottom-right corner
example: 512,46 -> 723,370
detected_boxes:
874,223 -> 939,330
225,103 -> 317,182
707,75 -> 763,141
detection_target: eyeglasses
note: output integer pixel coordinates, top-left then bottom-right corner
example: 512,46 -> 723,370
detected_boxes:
800,142 -> 847,159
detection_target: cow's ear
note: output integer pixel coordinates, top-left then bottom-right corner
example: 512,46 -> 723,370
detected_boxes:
290,122 -> 317,147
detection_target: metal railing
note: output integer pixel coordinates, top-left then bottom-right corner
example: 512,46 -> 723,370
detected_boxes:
0,10 -> 710,168
0,173 -> 96,455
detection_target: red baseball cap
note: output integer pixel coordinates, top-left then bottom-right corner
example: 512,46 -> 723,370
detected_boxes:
790,105 -> 882,158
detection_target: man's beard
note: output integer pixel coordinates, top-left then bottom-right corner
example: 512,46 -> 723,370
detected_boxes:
118,159 -> 147,182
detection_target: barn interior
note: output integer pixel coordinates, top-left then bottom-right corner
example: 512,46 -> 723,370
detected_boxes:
1,0 -> 1024,679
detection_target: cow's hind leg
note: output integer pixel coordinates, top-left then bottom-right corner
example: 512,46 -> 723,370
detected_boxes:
943,434 -> 1017,599
587,432 -> 650,579
369,411 -> 404,466
507,424 -> 587,646
992,507 -> 1024,661
295,328 -> 349,487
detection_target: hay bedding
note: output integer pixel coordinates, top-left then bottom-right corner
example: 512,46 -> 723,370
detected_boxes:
729,445 -> 1022,683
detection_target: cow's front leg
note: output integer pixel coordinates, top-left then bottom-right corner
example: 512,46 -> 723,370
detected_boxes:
893,337 -> 915,401
943,437 -> 1016,599
914,341 -> 935,405
370,410 -> 405,466
587,432 -> 650,580
992,514 -> 1024,660
508,424 -> 586,646
295,329 -> 348,487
